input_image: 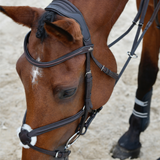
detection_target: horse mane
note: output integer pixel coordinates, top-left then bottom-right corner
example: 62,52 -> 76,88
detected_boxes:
36,11 -> 55,41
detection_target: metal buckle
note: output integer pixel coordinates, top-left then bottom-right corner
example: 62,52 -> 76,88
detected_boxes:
65,131 -> 80,150
101,65 -> 105,71
138,22 -> 143,26
85,70 -> 91,76
127,51 -> 138,58
55,151 -> 60,158
132,20 -> 137,25
88,47 -> 93,51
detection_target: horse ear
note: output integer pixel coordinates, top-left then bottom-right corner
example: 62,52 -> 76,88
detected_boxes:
0,6 -> 44,28
44,18 -> 83,44
44,21 -> 74,43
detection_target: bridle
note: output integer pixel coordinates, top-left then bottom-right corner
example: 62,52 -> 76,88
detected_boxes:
17,0 -> 118,159
17,0 -> 160,159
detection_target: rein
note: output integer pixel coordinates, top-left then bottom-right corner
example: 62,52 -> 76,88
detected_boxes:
18,0 -> 117,159
154,0 -> 160,29
109,0 -> 160,85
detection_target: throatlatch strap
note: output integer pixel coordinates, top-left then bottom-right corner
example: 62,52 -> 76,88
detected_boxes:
90,52 -> 119,80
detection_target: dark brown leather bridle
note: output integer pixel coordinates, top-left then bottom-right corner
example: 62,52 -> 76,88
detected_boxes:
18,0 -> 118,159
18,0 -> 160,159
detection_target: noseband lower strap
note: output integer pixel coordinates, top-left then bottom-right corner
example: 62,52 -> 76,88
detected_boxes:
27,140 -> 71,159
25,109 -> 85,137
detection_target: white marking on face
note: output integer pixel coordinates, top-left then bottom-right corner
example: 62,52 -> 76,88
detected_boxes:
31,57 -> 42,84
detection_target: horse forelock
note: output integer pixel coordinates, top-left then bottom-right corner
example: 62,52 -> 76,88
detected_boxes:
36,11 -> 54,42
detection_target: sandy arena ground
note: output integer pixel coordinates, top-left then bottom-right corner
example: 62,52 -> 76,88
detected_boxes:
0,0 -> 160,160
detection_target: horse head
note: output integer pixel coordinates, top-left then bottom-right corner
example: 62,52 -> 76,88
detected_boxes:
0,3 -> 117,160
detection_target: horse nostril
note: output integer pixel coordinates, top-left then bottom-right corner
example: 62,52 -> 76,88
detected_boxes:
19,129 -> 31,145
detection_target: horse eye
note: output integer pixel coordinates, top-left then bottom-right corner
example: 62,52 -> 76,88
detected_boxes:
59,88 -> 77,99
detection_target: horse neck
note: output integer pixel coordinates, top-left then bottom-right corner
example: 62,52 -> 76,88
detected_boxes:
69,0 -> 129,37
68,0 -> 129,109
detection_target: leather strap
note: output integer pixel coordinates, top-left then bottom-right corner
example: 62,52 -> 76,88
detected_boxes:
27,143 -> 71,158
154,0 -> 160,29
24,31 -> 93,68
77,51 -> 93,135
90,52 -> 119,80
108,0 -> 145,48
26,109 -> 85,137
115,0 -> 160,84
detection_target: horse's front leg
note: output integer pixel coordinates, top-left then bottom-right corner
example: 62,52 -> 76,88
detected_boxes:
112,7 -> 160,160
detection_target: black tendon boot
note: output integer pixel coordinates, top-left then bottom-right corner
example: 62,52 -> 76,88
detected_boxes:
112,88 -> 152,160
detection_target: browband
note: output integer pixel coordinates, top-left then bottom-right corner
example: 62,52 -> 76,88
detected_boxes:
24,31 -> 94,68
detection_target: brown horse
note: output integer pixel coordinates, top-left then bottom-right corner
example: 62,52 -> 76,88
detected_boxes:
0,0 -> 159,159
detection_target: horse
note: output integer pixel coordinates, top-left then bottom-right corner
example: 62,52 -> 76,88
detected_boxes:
0,0 -> 159,160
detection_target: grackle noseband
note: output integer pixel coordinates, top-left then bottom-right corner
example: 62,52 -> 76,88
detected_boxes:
18,0 -> 160,159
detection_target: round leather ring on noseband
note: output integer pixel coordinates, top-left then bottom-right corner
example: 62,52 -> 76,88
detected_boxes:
18,109 -> 85,158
